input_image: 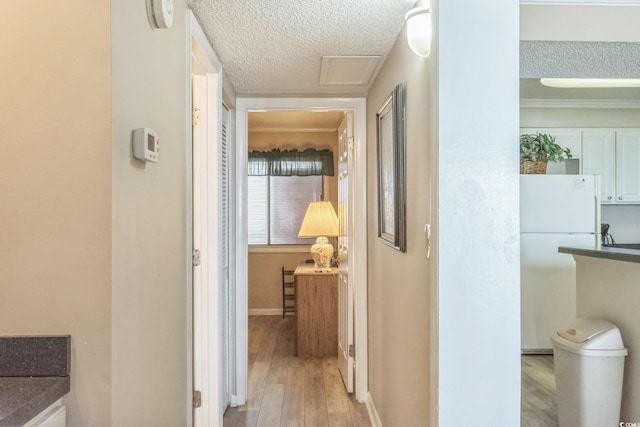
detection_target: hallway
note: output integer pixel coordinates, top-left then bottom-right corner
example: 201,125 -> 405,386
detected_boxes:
223,316 -> 371,427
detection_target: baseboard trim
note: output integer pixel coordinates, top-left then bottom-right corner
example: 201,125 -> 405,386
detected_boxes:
366,392 -> 382,427
248,308 -> 292,316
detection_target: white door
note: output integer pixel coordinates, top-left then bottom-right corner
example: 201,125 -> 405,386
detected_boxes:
192,73 -> 227,426
337,112 -> 354,392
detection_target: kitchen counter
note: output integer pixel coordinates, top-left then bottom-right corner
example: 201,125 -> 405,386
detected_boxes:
559,248 -> 640,422
0,377 -> 69,426
559,245 -> 640,264
0,336 -> 70,426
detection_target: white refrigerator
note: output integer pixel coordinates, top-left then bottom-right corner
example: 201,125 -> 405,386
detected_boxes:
520,175 -> 600,353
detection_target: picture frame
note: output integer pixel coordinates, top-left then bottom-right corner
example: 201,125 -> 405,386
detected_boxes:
376,83 -> 406,252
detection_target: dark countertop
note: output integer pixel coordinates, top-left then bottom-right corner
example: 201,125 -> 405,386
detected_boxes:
559,245 -> 640,264
0,336 -> 70,426
0,377 -> 70,427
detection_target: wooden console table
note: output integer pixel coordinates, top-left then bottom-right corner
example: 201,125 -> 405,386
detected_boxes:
294,265 -> 338,357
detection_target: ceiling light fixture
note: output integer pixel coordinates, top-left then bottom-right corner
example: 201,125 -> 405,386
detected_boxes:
405,6 -> 432,58
540,78 -> 640,88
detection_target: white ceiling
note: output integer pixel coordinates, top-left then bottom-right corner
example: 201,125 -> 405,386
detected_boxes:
186,0 -> 416,96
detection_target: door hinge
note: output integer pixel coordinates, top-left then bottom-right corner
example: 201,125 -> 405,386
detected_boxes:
193,390 -> 202,408
349,344 -> 355,358
347,136 -> 354,151
192,249 -> 201,267
192,107 -> 201,126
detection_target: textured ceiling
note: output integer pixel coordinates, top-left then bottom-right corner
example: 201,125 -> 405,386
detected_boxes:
186,0 -> 416,96
521,41 -> 640,79
520,41 -> 640,100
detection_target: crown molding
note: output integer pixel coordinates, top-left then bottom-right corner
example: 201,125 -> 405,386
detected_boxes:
521,0 -> 640,5
521,98 -> 640,109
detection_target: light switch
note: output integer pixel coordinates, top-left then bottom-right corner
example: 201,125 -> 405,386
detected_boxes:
425,224 -> 431,259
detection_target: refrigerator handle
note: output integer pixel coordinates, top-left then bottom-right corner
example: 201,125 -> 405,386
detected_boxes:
593,175 -> 601,247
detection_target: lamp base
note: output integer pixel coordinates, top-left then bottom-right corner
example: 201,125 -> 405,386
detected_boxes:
310,236 -> 334,272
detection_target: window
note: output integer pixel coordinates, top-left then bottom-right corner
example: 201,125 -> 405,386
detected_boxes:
248,175 -> 323,245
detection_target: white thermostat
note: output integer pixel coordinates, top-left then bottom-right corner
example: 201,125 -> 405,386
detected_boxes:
132,128 -> 159,163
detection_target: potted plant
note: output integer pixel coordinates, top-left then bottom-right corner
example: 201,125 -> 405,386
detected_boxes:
520,133 -> 572,174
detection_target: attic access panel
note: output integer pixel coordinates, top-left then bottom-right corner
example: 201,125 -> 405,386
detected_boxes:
319,56 -> 381,86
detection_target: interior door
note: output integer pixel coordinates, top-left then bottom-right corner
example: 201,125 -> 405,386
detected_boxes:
337,112 -> 354,392
192,73 -> 229,425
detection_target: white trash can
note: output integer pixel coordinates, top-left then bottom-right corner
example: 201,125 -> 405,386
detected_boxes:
551,318 -> 627,427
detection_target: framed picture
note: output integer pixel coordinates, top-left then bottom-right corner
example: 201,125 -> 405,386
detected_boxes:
376,83 -> 406,252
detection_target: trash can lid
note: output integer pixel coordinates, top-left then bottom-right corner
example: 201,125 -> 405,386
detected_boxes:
557,319 -> 616,343
554,318 -> 626,352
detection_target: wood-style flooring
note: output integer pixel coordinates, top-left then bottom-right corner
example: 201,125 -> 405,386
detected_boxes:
225,316 -> 557,426
521,355 -> 558,427
223,315 -> 371,427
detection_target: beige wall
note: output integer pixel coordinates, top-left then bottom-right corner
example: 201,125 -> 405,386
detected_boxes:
248,252 -> 310,310
0,2 -> 112,426
366,25 -> 432,425
111,0 -> 189,425
248,131 -> 339,310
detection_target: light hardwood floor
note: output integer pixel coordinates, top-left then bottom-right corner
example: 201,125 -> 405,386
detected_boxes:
224,315 -> 371,427
225,316 -> 557,426
521,355 -> 558,427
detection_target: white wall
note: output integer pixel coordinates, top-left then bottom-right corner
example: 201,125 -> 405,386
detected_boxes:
601,205 -> 640,243
0,2 -> 112,426
111,0 -> 190,424
521,108 -> 640,129
436,0 -> 521,425
521,5 -> 640,42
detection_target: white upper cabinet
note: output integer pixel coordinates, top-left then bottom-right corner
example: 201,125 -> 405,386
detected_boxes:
615,130 -> 640,203
581,129 -> 640,205
520,128 -> 640,205
582,130 -> 616,203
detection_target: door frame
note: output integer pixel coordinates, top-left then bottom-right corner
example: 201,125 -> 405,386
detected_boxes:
188,10 -> 228,426
234,97 -> 369,403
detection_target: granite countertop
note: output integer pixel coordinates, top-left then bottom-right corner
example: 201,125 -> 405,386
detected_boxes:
0,377 -> 70,426
0,336 -> 70,427
559,245 -> 640,264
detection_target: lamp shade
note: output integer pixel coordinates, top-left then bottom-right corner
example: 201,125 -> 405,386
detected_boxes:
406,6 -> 432,58
298,201 -> 339,238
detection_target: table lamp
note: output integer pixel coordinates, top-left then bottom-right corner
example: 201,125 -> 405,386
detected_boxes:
298,201 -> 339,272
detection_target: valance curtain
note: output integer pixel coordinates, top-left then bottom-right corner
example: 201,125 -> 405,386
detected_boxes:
248,148 -> 334,176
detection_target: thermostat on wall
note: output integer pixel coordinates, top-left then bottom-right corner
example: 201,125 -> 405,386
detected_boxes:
132,128 -> 159,163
